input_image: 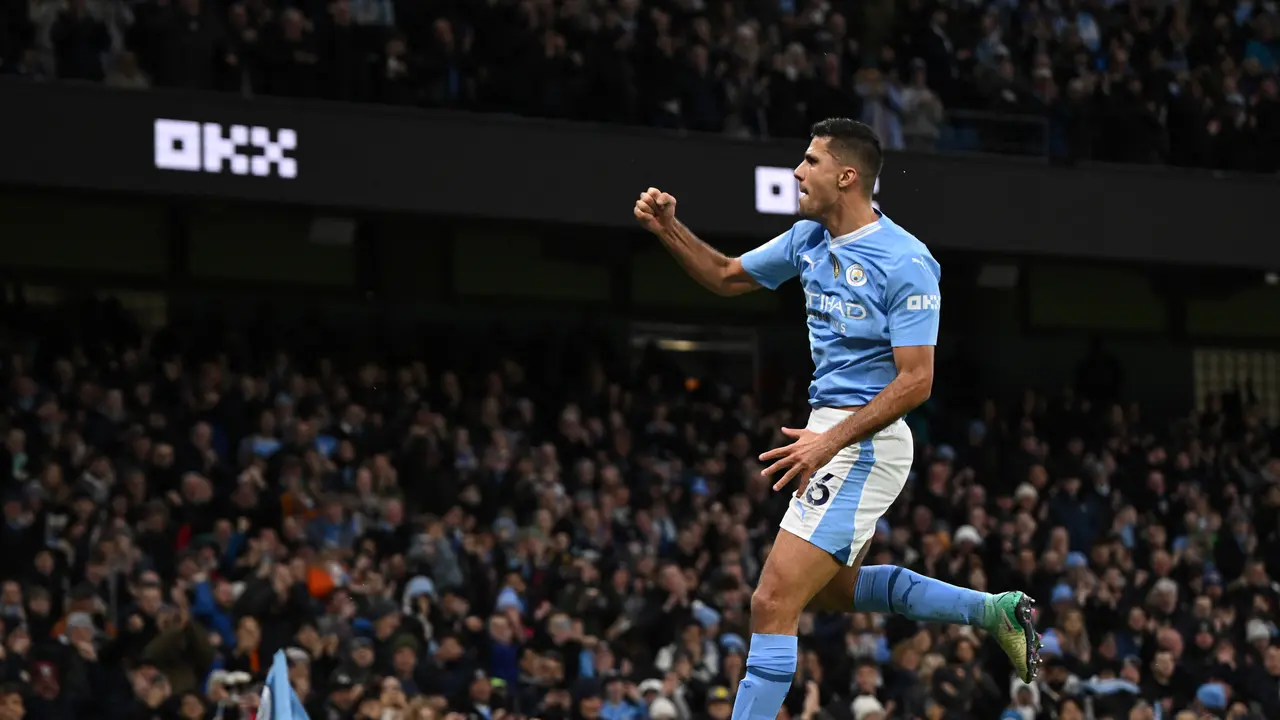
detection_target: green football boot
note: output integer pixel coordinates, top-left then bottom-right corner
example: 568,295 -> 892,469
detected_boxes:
983,591 -> 1041,684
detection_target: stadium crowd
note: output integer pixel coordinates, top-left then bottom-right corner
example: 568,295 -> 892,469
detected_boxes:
0,296 -> 1277,720
1,0 -> 1279,170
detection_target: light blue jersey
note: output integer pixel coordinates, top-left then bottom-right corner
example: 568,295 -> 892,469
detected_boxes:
740,211 -> 941,408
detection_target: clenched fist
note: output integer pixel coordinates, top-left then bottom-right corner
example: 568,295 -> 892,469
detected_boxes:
633,187 -> 677,234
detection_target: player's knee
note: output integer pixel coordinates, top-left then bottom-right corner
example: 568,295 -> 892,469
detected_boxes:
750,584 -> 785,624
750,579 -> 806,631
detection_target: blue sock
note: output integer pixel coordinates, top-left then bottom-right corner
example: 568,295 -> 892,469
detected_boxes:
853,565 -> 989,625
731,634 -> 797,720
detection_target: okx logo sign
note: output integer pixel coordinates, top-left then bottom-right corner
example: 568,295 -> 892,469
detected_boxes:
153,119 -> 298,179
754,166 -> 879,215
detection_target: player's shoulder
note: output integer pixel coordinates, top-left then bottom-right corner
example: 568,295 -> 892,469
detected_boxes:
873,215 -> 940,277
786,219 -> 827,248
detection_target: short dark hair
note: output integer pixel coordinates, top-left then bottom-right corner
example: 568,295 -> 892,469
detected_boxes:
810,118 -> 883,198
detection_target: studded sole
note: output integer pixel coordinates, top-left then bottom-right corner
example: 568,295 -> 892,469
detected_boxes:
1018,595 -> 1041,683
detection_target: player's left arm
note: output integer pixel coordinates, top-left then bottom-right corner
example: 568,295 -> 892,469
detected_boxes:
822,255 -> 941,448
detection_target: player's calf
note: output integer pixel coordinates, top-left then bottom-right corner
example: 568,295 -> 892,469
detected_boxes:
852,565 -> 1042,683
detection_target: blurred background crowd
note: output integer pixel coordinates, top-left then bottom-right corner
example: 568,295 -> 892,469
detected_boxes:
0,295 -> 1277,720
1,0 -> 1279,170
2,0 -> 1279,719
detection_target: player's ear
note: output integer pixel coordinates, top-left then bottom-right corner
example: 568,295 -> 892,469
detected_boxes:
838,166 -> 858,190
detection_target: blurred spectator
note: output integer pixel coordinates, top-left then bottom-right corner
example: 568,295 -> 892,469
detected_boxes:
265,8 -> 320,97
347,0 -> 390,32
0,0 -> 34,75
219,2 -> 263,95
50,0 -> 109,81
421,18 -> 473,110
104,50 -> 148,88
900,59 -> 944,152
373,32 -> 419,106
144,0 -> 219,90
855,65 -> 904,151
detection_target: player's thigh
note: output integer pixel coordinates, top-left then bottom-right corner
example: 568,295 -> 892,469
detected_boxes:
781,413 -> 912,561
804,419 -> 913,613
753,528 -> 844,633
809,541 -> 872,613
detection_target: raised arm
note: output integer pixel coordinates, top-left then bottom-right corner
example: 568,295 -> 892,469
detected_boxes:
635,187 -> 797,296
654,219 -> 760,297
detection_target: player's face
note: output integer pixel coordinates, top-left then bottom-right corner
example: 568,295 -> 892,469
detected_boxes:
793,137 -> 853,218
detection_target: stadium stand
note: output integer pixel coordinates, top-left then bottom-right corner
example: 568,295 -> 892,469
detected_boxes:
1,0 -> 1277,169
0,296 -> 1277,720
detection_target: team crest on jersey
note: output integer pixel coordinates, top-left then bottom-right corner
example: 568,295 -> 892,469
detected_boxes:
846,263 -> 867,287
829,253 -> 841,280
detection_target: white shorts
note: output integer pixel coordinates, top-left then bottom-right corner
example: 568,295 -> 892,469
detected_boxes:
779,407 -> 913,565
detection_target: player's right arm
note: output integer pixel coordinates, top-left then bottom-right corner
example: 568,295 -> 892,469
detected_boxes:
634,187 -> 797,296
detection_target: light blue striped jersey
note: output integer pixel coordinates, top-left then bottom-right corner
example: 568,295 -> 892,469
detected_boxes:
740,212 -> 941,408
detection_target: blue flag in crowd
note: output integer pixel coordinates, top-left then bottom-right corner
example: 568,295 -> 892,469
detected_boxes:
260,650 -> 309,720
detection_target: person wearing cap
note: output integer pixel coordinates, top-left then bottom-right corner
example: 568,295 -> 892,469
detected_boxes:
648,696 -> 679,720
1013,483 -> 1038,511
703,685 -> 732,720
320,669 -> 363,719
1245,618 -> 1274,649
1063,552 -> 1088,573
387,634 -> 424,697
455,669 -> 500,720
636,678 -> 664,702
1194,682 -> 1228,716
719,633 -> 747,657
402,576 -> 437,615
852,692 -> 887,720
344,635 -> 378,685
573,678 -> 604,720
952,524 -> 982,549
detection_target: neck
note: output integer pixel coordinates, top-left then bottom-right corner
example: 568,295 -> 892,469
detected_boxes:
823,199 -> 880,238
